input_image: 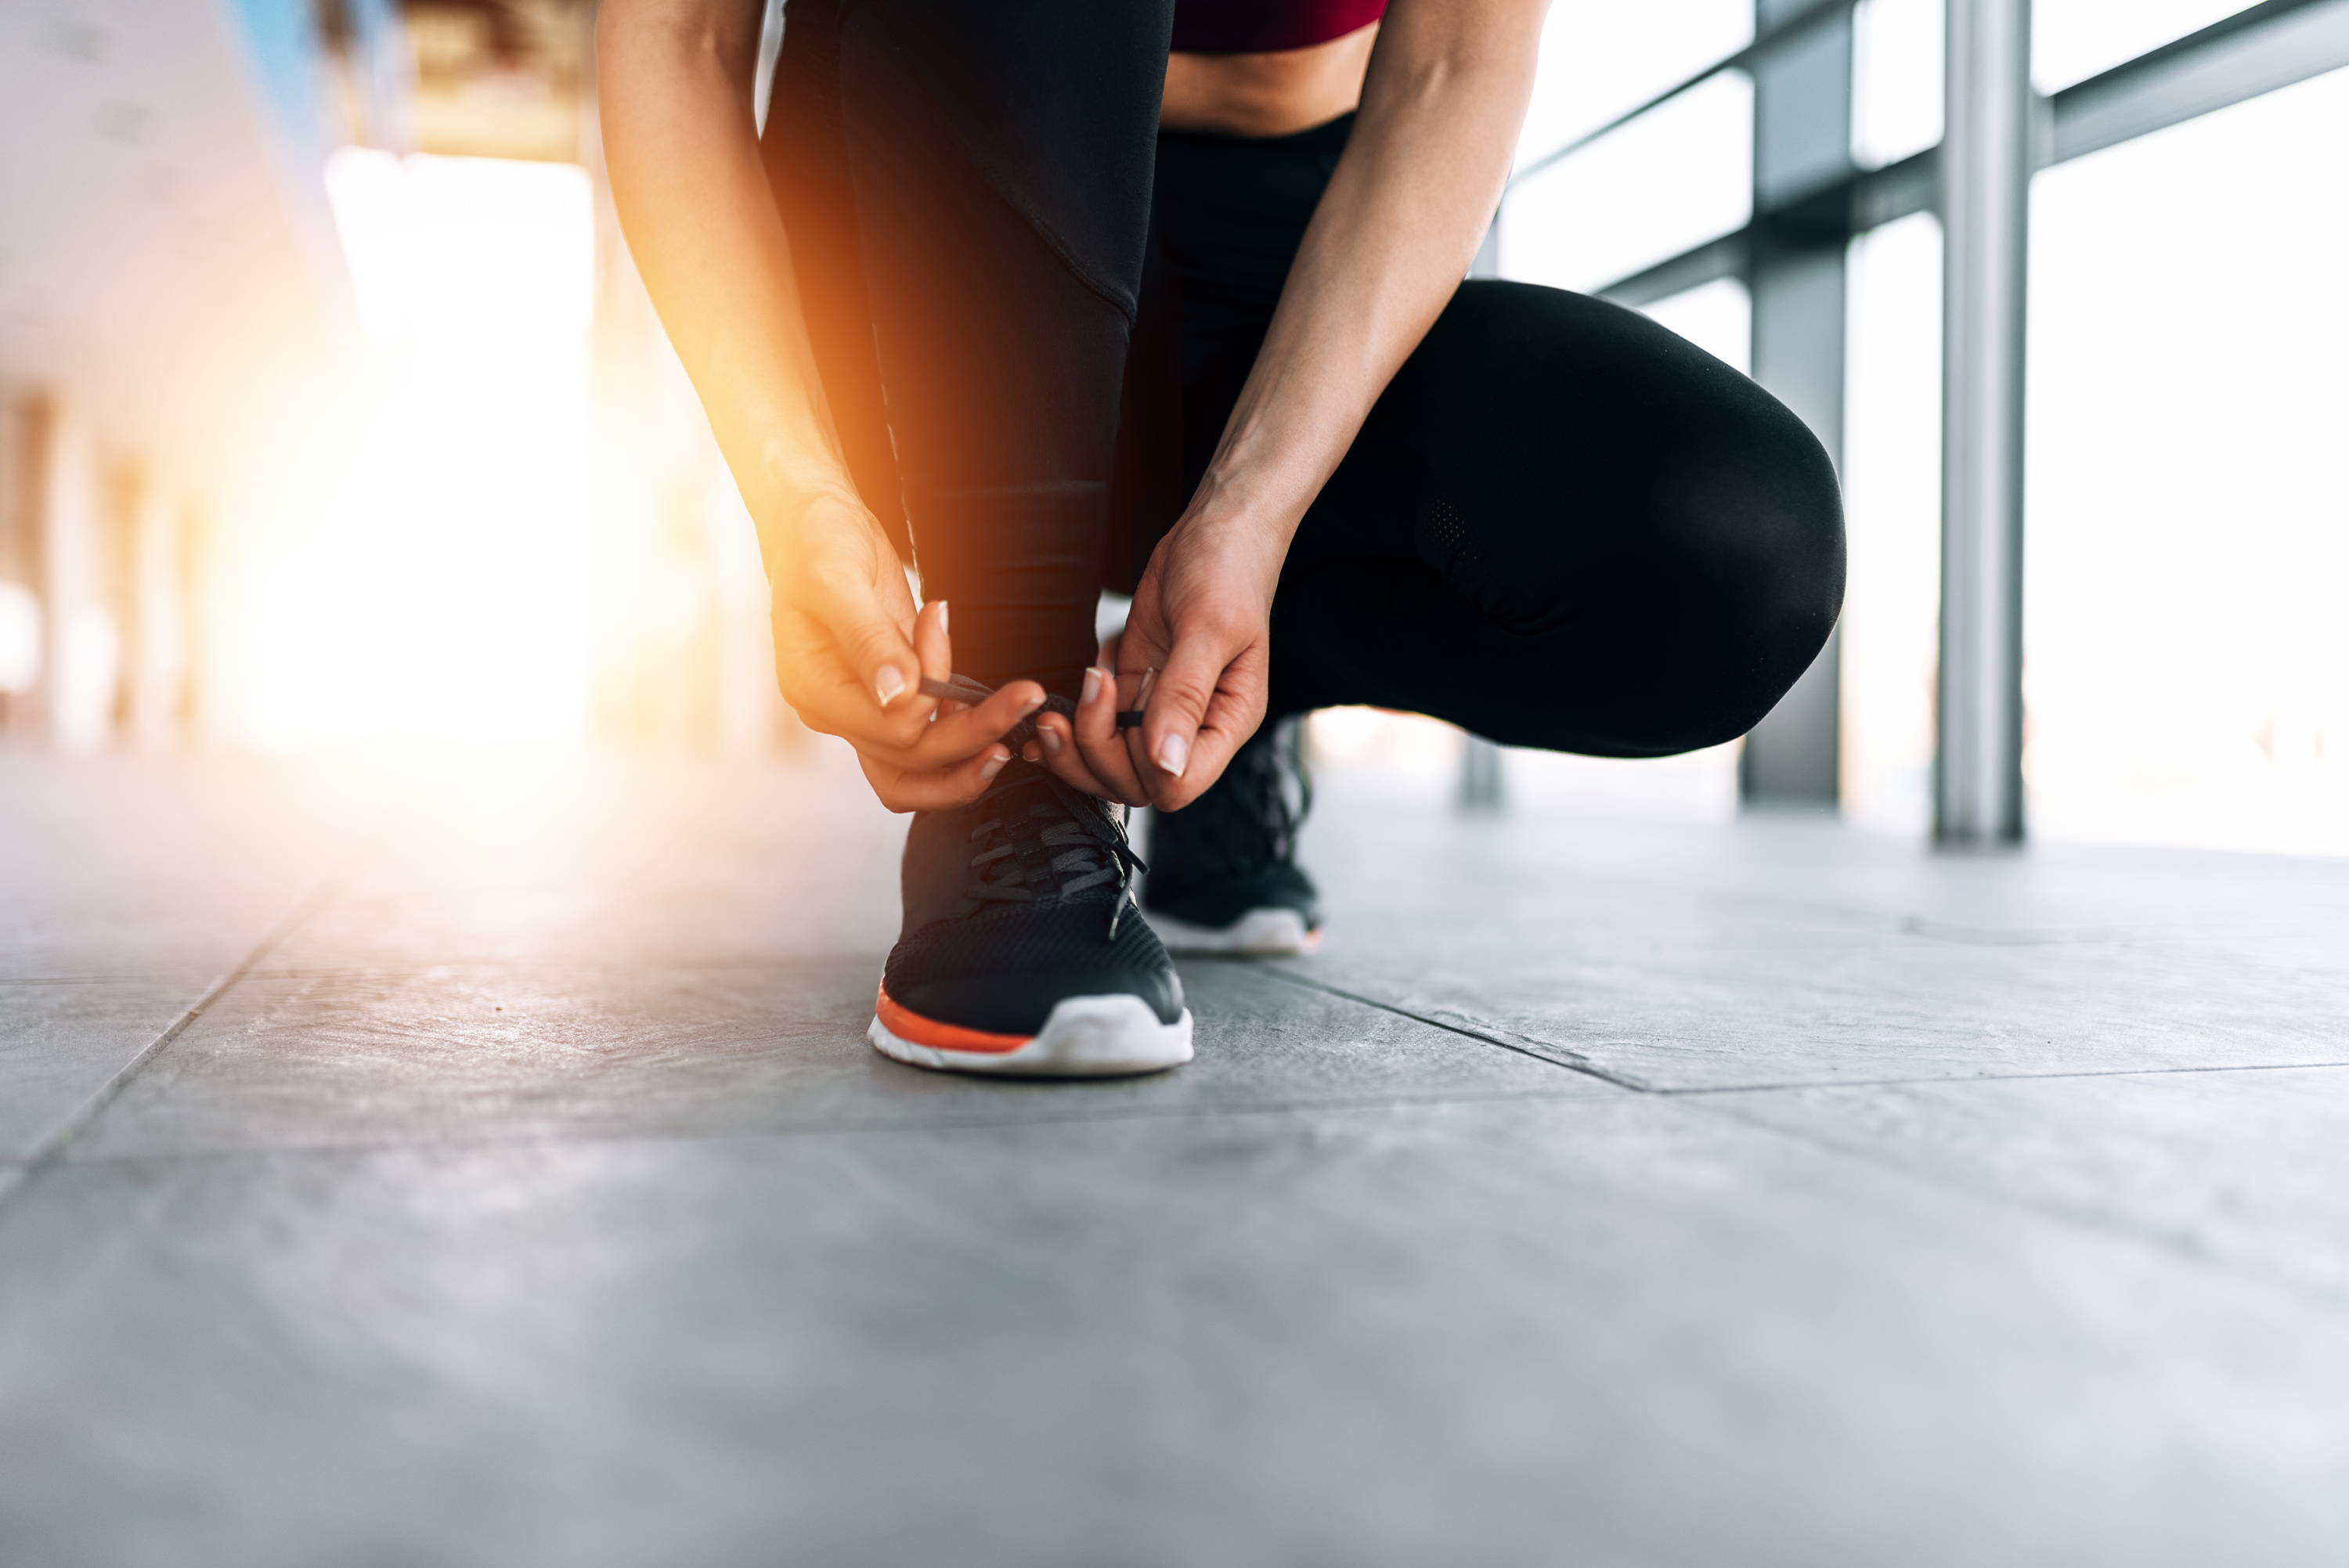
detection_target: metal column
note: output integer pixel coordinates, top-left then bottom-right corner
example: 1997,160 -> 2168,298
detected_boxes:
1741,0 -> 1854,807
1936,0 -> 2033,842
1457,217 -> 1507,811
118,465 -> 188,750
13,394 -> 109,753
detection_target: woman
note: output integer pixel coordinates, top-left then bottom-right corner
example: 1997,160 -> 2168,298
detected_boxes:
596,0 -> 1844,1077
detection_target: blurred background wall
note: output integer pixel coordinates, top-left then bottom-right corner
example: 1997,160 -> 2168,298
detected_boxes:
0,0 -> 785,761
1,1 -> 2344,853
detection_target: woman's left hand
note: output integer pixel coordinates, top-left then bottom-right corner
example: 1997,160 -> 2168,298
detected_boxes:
1029,511 -> 1286,811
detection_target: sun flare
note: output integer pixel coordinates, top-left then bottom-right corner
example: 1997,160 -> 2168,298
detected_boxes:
234,149 -> 596,748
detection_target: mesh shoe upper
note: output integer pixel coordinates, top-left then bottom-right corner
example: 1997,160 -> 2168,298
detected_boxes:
1143,719 -> 1320,931
886,765 -> 1182,1036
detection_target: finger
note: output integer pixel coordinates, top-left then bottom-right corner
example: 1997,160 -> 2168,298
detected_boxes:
771,606 -> 897,741
790,604 -> 1038,768
907,599 -> 951,725
1138,634 -> 1227,793
1030,711 -> 1119,798
806,557 -> 919,714
1073,664 -> 1152,806
1151,646 -> 1267,811
904,679 -> 1045,768
860,743 -> 1012,813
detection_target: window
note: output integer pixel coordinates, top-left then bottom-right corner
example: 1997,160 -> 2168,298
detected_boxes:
1839,212 -> 1943,832
2023,67 -> 2349,852
2033,0 -> 2258,93
1853,0 -> 1943,168
1517,0 -> 1754,168
1501,72 -> 1754,296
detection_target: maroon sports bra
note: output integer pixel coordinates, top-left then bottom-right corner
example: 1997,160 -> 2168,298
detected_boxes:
1171,0 -> 1387,55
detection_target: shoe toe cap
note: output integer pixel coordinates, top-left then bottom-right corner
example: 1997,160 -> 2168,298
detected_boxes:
884,901 -> 1185,1037
888,964 -> 1184,1038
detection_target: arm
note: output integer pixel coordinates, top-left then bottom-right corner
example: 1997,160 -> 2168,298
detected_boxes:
596,0 -> 1044,808
1197,0 -> 1545,553
1040,0 -> 1550,809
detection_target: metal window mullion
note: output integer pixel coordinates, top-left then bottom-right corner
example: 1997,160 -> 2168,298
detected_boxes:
2052,0 -> 2349,162
1738,0 -> 1854,808
1514,0 -> 1863,186
1597,0 -> 2349,312
1936,0 -> 2033,843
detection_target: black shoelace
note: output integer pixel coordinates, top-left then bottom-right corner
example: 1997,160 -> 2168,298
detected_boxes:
918,674 -> 1146,747
965,770 -> 1148,937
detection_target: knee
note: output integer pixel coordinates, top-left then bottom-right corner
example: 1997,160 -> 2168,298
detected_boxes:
1644,409 -> 1846,749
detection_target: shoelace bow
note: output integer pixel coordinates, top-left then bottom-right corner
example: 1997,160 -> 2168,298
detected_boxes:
965,770 -> 1148,937
918,673 -> 1146,748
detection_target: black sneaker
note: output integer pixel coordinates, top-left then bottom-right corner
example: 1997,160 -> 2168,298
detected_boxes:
869,764 -> 1193,1076
1142,719 -> 1321,957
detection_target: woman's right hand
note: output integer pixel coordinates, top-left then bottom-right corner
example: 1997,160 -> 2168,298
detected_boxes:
770,490 -> 1047,812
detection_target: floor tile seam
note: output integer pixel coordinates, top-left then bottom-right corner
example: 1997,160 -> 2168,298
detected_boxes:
1669,1090 -> 2349,1317
1253,972 -> 2349,1099
236,954 -> 882,980
0,835 -> 384,1218
1247,965 -> 1651,1091
44,1083 -> 1636,1172
1659,1058 -> 2349,1097
1340,875 -> 1927,943
1481,857 -> 2349,946
1651,889 -> 2075,945
1449,859 -> 2061,942
0,976 -> 227,989
1687,890 -> 2284,947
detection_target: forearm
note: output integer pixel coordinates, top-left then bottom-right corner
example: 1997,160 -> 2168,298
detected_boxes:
1188,0 -> 1545,544
595,0 -> 860,552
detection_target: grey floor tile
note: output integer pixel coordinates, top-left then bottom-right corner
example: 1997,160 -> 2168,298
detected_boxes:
1287,799 -> 2349,1090
257,870 -> 902,974
69,960 -> 1597,1160
1302,781 -> 2349,944
0,756 -> 370,982
1700,1064 -> 2349,1304
13,751 -> 2349,1568
258,752 -> 907,973
1290,918 -> 2349,1089
5,1098 -> 2346,1568
0,979 -> 209,1159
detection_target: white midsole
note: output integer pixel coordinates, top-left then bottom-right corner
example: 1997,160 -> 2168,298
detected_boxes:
1146,907 -> 1319,958
868,992 -> 1194,1078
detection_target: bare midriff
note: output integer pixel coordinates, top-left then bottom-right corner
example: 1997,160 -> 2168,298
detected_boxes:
1160,22 -> 1379,139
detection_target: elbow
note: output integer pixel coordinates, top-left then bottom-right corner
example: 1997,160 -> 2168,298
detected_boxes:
596,1 -> 762,97
1360,16 -> 1543,122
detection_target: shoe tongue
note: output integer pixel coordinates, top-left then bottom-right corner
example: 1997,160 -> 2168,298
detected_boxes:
977,759 -> 1061,813
966,766 -> 1085,854
963,764 -> 1130,903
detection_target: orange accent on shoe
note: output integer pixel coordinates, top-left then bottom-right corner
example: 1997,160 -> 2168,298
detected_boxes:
875,984 -> 1035,1054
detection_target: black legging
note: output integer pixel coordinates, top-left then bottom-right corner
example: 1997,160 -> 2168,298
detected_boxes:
763,0 -> 1843,762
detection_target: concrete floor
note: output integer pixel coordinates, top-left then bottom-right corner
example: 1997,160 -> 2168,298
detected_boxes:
3,748 -> 2347,1566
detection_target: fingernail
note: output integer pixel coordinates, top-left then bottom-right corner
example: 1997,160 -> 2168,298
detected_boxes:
1155,734 -> 1188,777
1081,667 -> 1102,707
936,600 -> 948,637
981,748 -> 1009,780
875,666 -> 905,706
1022,692 -> 1045,717
1040,726 -> 1062,756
